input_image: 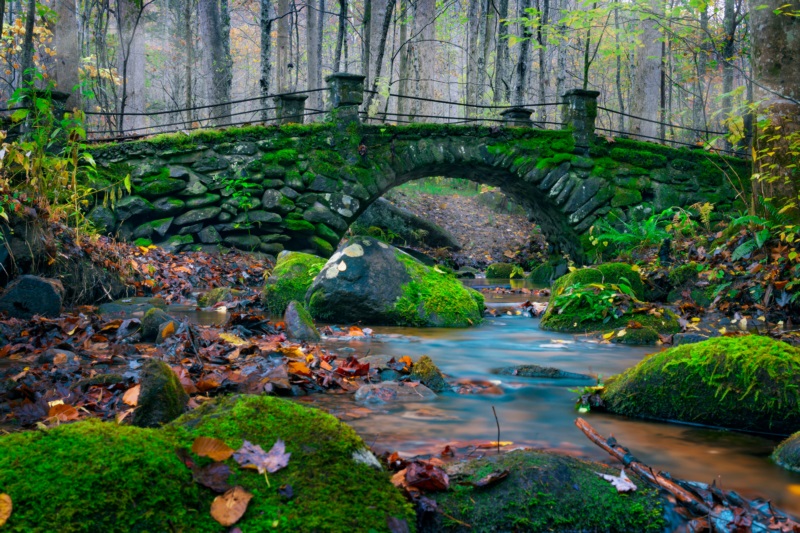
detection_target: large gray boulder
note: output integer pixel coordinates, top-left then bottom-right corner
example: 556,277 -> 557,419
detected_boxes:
0,275 -> 64,318
306,236 -> 483,327
356,198 -> 461,250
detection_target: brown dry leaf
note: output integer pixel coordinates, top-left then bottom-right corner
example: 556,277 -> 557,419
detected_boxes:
192,436 -> 235,461
48,403 -> 79,422
210,486 -> 252,527
288,361 -> 311,376
233,439 -> 291,475
53,352 -> 68,365
0,493 -> 11,526
122,384 -> 140,406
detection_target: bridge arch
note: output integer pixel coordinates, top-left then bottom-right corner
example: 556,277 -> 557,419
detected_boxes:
89,122 -> 748,261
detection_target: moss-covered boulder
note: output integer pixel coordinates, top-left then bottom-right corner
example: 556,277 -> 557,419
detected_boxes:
485,262 -> 516,279
141,307 -> 173,341
425,449 -> 663,532
552,263 -> 645,298
773,432 -> 800,472
0,395 -> 414,532
167,394 -> 415,531
306,236 -> 483,327
262,251 -> 326,316
284,300 -> 321,342
410,355 -> 449,392
132,359 -> 188,427
602,336 -> 800,434
197,287 -> 244,308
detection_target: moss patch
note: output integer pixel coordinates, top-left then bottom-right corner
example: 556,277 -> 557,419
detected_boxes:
429,449 -> 663,532
773,432 -> 800,472
602,335 -> 800,434
551,263 -> 645,299
263,252 -> 326,315
393,252 -> 484,327
410,355 -> 449,392
485,262 -> 516,279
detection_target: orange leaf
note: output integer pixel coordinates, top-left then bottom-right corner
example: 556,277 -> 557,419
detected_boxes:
192,436 -> 235,461
288,361 -> 311,376
196,376 -> 222,392
122,384 -> 140,406
399,356 -> 413,368
210,486 -> 252,527
161,321 -> 176,339
48,403 -> 79,422
0,493 -> 11,527
348,326 -> 365,337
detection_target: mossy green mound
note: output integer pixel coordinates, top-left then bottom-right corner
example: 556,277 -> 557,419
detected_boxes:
0,395 -> 414,532
551,263 -> 645,298
773,432 -> 800,472
602,336 -> 800,434
167,394 -> 415,531
197,287 -> 244,308
262,251 -> 326,316
485,262 -> 516,279
426,449 -> 663,532
393,252 -> 484,327
0,419 -> 210,533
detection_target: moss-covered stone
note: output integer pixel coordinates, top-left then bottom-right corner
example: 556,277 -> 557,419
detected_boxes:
284,300 -> 321,342
773,432 -> 800,472
0,394 -> 414,532
485,262 -> 516,279
602,335 -> 800,434
198,287 -> 243,308
132,359 -> 188,427
612,325 -> 660,345
141,307 -> 172,341
667,263 -> 699,287
428,449 -> 663,532
410,355 -> 449,392
263,251 -> 326,315
611,188 -> 643,208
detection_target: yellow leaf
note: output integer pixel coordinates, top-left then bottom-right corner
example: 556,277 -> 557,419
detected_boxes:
568,266 -> 577,272
161,321 -> 176,339
219,333 -> 247,346
616,329 -> 627,337
122,384 -> 140,406
288,361 -> 311,376
691,317 -> 701,323
0,493 -> 11,526
788,484 -> 800,496
718,327 -> 727,335
602,331 -> 615,340
630,264 -> 640,272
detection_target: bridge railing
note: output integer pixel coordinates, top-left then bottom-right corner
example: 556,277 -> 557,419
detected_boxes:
0,72 -> 744,157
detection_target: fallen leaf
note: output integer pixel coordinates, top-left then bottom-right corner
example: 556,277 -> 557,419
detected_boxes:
210,486 -> 252,527
122,384 -> 140,406
288,361 -> 311,376
0,493 -> 11,526
460,469 -> 510,489
476,441 -> 513,449
48,403 -> 79,422
596,468 -> 637,493
348,326 -> 365,337
220,333 -> 247,346
233,439 -> 291,475
405,461 -> 450,491
194,462 -> 232,493
192,436 -> 235,461
161,321 -> 176,339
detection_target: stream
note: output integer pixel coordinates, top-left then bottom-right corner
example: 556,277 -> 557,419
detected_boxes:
302,279 -> 800,516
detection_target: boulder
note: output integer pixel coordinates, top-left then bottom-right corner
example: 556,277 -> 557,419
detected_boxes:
426,449 -> 663,532
141,308 -> 173,341
485,262 -> 518,279
87,205 -> 116,234
115,195 -> 155,220
197,287 -> 243,308
773,432 -> 800,472
262,251 -> 327,315
131,359 -> 188,427
355,198 -> 461,250
409,355 -> 449,392
496,365 -> 593,380
355,381 -> 437,402
602,335 -> 800,434
284,300 -> 321,342
0,275 -> 64,318
0,395 -> 414,532
307,236 -> 483,327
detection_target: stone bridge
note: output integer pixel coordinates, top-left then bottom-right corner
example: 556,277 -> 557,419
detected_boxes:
89,75 -> 750,261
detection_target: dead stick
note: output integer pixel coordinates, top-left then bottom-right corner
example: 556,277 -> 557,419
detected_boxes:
574,418 -> 711,516
492,406 -> 500,455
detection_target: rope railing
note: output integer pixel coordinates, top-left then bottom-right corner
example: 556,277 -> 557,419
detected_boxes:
85,106 -> 280,136
594,126 -> 743,156
597,106 -> 728,137
365,89 -> 565,111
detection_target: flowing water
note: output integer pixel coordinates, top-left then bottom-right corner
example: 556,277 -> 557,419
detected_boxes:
303,279 -> 800,516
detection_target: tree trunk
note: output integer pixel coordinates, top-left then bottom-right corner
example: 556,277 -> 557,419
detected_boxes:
368,0 -> 387,83
219,0 -> 232,124
276,0 -> 291,91
493,0 -> 510,104
306,0 -> 323,115
397,0 -> 410,117
117,0 -> 147,133
629,0 -> 661,140
333,0 -> 346,72
513,0 -> 532,106
415,0 -> 435,120
691,5 -> 708,140
554,0 -> 566,106
362,0 -> 371,84
465,0 -> 480,116
53,0 -> 80,109
478,0 -> 495,109
536,0 -> 549,120
198,0 -> 229,124
19,0 -> 36,87
185,0 -> 194,123
363,0 -> 394,115
260,0 -> 274,121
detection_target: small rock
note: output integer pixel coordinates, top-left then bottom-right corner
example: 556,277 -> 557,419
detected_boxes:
132,359 -> 189,427
0,275 -> 65,318
496,365 -> 592,380
156,320 -> 179,344
283,300 -> 320,342
355,381 -> 436,403
141,308 -> 173,341
409,355 -> 449,392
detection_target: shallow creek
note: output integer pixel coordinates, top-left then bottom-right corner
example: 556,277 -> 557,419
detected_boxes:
302,279 -> 800,516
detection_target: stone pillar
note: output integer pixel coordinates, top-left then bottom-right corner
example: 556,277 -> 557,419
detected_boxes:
561,89 -> 600,155
499,107 -> 534,127
273,94 -> 309,124
325,73 -> 365,127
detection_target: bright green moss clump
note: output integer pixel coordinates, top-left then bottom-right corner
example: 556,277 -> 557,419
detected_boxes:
166,395 -> 415,532
0,419 -> 212,533
262,251 -> 326,315
485,262 -> 516,279
603,335 -> 800,434
431,449 -> 663,532
551,263 -> 645,298
393,252 -> 484,327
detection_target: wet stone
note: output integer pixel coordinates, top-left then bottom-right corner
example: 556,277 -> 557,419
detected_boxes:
354,381 -> 436,403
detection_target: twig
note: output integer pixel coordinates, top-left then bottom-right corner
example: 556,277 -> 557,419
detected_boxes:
492,406 -> 501,455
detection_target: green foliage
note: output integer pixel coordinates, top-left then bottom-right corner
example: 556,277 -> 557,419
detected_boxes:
603,335 -> 800,434
549,280 -> 638,325
223,172 -> 259,212
588,208 -> 699,259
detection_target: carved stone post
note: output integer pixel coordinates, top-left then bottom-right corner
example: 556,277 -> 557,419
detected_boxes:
499,107 -> 534,127
325,73 -> 365,127
561,89 -> 600,155
273,94 -> 308,124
